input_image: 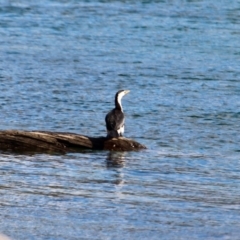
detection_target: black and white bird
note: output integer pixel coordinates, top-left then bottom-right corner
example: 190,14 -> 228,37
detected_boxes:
105,90 -> 130,138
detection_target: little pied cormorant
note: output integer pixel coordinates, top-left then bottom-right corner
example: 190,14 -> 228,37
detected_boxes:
105,89 -> 130,138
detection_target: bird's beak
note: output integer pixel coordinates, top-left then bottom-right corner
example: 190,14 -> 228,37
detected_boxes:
124,90 -> 130,95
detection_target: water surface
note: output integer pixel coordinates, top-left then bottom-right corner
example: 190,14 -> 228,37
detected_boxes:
0,0 -> 240,239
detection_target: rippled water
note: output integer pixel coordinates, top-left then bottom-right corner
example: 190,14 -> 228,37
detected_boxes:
0,0 -> 240,239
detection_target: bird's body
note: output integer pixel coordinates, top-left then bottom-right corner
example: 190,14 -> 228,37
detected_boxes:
105,90 -> 130,138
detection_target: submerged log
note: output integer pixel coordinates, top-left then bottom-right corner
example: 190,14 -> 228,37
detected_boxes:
0,130 -> 146,154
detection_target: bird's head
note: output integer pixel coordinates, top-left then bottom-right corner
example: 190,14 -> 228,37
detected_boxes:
116,90 -> 130,100
114,89 -> 130,110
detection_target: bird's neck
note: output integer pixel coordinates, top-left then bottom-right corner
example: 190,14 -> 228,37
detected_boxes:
115,96 -> 123,111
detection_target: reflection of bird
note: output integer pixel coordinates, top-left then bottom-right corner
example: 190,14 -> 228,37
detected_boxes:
105,90 -> 130,138
106,151 -> 126,168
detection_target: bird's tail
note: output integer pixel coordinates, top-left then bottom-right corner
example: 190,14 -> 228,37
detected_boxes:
107,130 -> 120,138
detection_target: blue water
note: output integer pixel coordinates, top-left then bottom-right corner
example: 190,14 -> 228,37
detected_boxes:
0,1 -> 240,239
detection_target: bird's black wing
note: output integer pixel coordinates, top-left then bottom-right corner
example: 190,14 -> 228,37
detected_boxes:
105,109 -> 125,131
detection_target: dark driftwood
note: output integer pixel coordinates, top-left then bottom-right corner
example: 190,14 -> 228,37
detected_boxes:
0,130 -> 146,154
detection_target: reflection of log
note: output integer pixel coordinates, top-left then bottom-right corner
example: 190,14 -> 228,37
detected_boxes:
0,130 -> 146,154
